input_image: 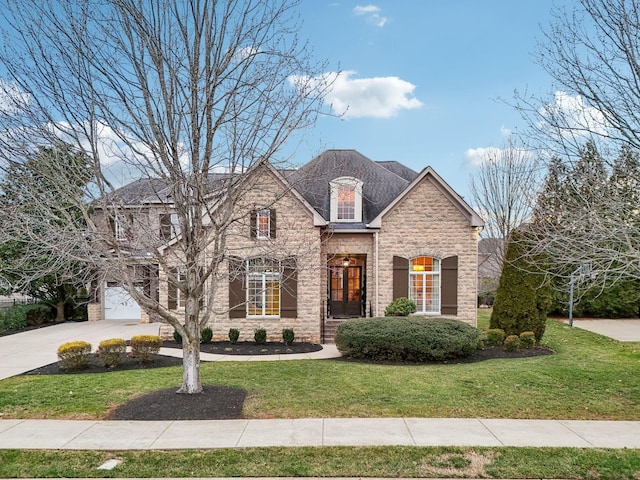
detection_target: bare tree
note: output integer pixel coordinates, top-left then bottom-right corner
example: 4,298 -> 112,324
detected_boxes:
0,0 -> 331,393
513,0 -> 640,289
468,137 -> 540,297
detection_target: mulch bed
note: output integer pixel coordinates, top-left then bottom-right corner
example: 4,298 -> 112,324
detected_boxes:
21,342 -> 554,421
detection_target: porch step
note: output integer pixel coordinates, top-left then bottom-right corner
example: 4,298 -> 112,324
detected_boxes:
323,319 -> 347,344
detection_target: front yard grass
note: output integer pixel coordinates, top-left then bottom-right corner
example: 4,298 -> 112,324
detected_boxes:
1,313 -> 638,420
0,311 -> 639,479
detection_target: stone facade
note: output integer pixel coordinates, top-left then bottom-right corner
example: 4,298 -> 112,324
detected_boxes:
89,150 -> 483,341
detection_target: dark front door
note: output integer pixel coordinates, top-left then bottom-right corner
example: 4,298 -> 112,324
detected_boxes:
329,265 -> 362,317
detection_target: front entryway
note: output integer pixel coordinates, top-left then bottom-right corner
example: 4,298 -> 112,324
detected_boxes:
327,254 -> 366,318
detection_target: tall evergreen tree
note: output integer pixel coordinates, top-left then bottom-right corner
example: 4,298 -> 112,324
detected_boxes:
0,144 -> 93,321
490,228 -> 553,342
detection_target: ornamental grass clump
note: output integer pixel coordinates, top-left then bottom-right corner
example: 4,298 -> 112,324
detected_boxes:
97,338 -> 127,368
335,317 -> 480,362
130,335 -> 162,363
57,341 -> 92,370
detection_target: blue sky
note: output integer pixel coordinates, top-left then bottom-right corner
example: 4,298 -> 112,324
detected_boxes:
291,0 -> 568,199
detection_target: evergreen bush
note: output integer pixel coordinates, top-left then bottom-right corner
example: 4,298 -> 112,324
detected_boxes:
335,317 -> 480,362
200,326 -> 213,344
57,341 -> 92,370
97,338 -> 127,368
130,335 -> 162,363
519,331 -> 536,349
384,297 -> 417,316
485,328 -> 506,346
282,328 -> 295,346
228,328 -> 240,344
504,335 -> 521,352
173,329 -> 182,343
490,229 -> 552,342
254,328 -> 267,345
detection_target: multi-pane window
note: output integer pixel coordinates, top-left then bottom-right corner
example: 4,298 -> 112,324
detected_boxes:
337,185 -> 356,220
409,256 -> 440,314
256,209 -> 271,239
247,257 -> 280,317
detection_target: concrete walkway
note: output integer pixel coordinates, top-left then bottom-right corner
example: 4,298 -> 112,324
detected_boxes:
1,319 -> 639,451
0,320 -> 339,380
0,418 -> 639,449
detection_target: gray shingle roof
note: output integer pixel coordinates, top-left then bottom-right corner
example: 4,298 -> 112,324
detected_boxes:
288,150 -> 417,224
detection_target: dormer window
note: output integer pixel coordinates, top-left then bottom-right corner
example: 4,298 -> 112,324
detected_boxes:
330,177 -> 363,223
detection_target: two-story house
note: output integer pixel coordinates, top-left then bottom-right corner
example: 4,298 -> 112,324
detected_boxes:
88,149 -> 483,343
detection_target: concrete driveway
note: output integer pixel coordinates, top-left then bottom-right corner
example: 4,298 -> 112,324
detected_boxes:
0,320 -> 160,380
565,318 -> 640,342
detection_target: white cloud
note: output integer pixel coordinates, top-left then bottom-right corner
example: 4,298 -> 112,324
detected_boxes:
0,79 -> 30,114
465,146 -> 503,167
465,144 -> 534,168
291,70 -> 423,119
539,91 -> 609,137
353,4 -> 388,27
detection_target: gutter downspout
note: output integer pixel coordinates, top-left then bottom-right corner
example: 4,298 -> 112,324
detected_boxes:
374,231 -> 379,317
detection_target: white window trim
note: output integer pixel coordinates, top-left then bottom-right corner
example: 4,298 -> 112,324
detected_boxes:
330,177 -> 363,223
409,257 -> 441,315
114,215 -> 128,241
246,258 -> 281,318
256,209 -> 271,240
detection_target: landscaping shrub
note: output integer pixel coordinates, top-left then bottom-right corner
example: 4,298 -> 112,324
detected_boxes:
504,334 -> 521,352
485,328 -> 506,347
519,331 -> 536,349
282,328 -> 295,346
97,338 -> 126,368
254,328 -> 267,345
57,341 -> 92,370
173,329 -> 182,344
24,304 -> 53,326
200,327 -> 213,344
335,317 -> 480,362
229,328 -> 240,344
490,229 -> 552,342
130,335 -> 162,363
0,305 -> 28,332
384,297 -> 417,316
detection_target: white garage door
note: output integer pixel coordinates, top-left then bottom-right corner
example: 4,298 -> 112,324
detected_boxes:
104,286 -> 141,320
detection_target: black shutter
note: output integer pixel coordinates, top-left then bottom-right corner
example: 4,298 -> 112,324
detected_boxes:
281,257 -> 297,318
441,256 -> 458,315
160,214 -> 172,240
250,210 -> 257,238
393,256 -> 409,299
270,209 -> 276,239
229,257 -> 245,318
167,267 -> 177,310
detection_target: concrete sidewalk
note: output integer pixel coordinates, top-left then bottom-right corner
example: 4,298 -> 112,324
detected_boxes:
0,418 -> 639,450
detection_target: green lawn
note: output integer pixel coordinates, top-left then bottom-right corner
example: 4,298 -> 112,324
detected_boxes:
1,312 -> 638,420
1,311 -> 639,479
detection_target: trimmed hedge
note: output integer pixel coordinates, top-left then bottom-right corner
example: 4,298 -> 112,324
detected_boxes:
130,335 -> 162,363
335,316 -> 480,362
97,338 -> 127,368
57,341 -> 92,370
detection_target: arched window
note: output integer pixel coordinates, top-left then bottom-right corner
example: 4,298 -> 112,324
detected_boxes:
409,256 -> 440,314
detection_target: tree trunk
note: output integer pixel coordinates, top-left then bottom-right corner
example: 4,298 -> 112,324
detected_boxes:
55,300 -> 65,322
177,314 -> 202,394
